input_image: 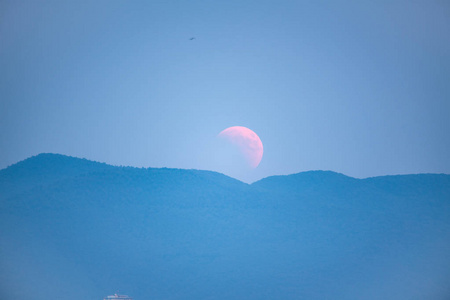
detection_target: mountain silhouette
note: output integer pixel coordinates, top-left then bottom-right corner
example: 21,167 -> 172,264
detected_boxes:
1,153 -> 450,300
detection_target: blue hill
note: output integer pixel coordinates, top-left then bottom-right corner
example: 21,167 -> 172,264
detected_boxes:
1,154 -> 450,300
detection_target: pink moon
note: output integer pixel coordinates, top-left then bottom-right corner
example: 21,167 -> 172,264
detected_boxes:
218,126 -> 264,168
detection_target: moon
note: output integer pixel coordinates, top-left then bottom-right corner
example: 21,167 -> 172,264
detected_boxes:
218,126 -> 263,168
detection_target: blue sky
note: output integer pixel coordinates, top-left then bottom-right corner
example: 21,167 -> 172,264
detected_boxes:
1,0 -> 449,182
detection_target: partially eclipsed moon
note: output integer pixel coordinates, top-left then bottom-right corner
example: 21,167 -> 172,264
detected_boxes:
218,126 -> 263,168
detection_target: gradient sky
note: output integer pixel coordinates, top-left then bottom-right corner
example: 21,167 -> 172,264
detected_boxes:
1,0 -> 449,183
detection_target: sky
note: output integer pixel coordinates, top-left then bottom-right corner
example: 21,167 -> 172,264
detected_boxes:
1,0 -> 449,183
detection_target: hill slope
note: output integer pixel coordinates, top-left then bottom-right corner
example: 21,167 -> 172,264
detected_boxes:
1,154 -> 450,300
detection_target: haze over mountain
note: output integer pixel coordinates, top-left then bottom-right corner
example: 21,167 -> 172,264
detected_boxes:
1,154 -> 450,300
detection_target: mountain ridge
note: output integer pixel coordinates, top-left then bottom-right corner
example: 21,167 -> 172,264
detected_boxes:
2,153 -> 449,187
1,153 -> 450,300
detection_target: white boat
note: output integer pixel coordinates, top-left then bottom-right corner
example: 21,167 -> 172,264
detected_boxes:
103,294 -> 133,300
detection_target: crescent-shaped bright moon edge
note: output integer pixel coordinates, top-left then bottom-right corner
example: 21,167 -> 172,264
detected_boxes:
218,126 -> 263,168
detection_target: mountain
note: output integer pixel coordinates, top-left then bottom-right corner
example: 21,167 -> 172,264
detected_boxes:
1,154 -> 450,300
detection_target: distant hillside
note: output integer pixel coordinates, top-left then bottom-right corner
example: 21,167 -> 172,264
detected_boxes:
0,153 -> 113,198
1,154 -> 450,300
